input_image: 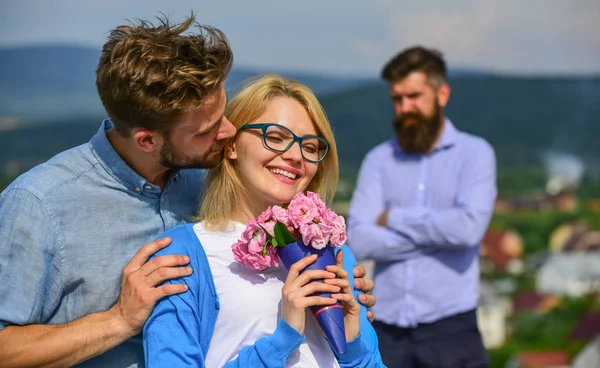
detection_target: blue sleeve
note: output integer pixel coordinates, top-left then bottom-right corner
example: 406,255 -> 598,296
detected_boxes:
223,318 -> 305,367
387,141 -> 497,249
143,229 -> 211,367
143,227 -> 306,368
0,188 -> 64,330
347,150 -> 421,262
333,246 -> 385,367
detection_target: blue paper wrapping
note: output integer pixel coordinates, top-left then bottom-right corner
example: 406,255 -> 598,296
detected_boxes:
276,240 -> 347,355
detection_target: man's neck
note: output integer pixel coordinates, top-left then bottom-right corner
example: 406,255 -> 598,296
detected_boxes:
106,129 -> 171,189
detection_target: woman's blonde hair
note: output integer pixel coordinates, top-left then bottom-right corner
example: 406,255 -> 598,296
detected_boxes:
196,74 -> 339,229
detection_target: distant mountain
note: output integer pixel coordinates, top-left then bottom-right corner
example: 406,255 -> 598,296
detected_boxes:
0,45 -> 369,120
321,76 -> 600,175
2,45 -> 599,181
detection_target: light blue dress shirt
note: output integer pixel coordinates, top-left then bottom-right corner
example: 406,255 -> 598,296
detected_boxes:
348,119 -> 497,328
0,119 -> 205,367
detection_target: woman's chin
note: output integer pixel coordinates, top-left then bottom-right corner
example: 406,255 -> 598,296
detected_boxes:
264,191 -> 296,207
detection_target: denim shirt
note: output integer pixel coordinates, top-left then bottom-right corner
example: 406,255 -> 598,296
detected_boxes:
0,119 -> 205,367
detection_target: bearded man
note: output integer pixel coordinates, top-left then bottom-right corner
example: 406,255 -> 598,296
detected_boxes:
347,46 -> 497,368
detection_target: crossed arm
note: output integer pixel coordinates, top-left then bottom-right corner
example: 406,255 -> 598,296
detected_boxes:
348,143 -> 497,262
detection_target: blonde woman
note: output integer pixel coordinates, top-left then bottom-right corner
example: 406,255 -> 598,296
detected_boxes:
143,75 -> 384,367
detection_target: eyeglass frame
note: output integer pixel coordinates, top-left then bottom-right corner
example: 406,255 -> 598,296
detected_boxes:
239,123 -> 330,163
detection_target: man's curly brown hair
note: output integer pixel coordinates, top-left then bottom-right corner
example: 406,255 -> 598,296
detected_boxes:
96,14 -> 233,137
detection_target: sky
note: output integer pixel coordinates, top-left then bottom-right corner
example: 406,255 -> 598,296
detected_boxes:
1,0 -> 599,77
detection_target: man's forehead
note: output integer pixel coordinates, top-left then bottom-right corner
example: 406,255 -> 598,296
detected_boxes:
390,73 -> 430,93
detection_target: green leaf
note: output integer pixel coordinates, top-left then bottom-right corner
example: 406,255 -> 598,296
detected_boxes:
274,221 -> 297,246
271,238 -> 279,247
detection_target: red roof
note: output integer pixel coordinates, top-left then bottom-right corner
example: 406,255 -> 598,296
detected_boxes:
481,230 -> 520,270
518,351 -> 570,367
513,292 -> 546,312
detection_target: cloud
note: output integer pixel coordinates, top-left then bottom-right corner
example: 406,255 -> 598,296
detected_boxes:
1,0 -> 598,75
361,0 -> 600,74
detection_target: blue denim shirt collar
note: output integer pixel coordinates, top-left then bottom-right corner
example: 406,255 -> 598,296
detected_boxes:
89,119 -> 173,195
392,117 -> 458,157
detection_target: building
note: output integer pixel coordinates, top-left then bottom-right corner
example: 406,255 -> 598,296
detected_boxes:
480,229 -> 524,274
550,223 -> 600,253
509,351 -> 570,368
537,253 -> 600,297
477,280 -> 511,348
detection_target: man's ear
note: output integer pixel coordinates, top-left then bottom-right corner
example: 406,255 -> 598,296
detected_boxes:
437,83 -> 451,108
132,129 -> 161,152
226,141 -> 238,160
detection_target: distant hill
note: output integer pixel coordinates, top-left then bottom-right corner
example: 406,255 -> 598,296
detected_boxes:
1,45 -> 599,181
0,45 -> 369,120
321,76 -> 600,176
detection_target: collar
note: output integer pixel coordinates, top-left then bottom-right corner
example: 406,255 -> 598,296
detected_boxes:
392,117 -> 458,157
89,119 -> 168,195
432,118 -> 458,152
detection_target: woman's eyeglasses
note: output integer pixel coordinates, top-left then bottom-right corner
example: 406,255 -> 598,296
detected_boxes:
239,123 -> 330,163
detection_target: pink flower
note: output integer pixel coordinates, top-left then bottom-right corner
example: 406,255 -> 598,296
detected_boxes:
272,205 -> 293,228
300,222 -> 330,250
241,221 -> 267,254
256,206 -> 273,224
265,245 -> 280,268
288,193 -> 320,228
329,227 -> 347,247
242,252 -> 272,270
232,240 -> 249,264
257,207 -> 276,236
321,208 -> 347,247
232,240 -> 278,271
307,191 -> 327,210
232,191 -> 347,271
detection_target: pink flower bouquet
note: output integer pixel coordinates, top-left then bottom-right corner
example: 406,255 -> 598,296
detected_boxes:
232,191 -> 348,354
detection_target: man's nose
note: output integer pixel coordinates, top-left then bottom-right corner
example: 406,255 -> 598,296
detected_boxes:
217,116 -> 237,140
400,100 -> 416,114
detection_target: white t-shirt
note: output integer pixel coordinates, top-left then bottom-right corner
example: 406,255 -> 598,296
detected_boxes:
195,221 -> 340,368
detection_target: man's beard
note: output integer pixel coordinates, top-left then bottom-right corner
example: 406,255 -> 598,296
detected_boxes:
393,103 -> 444,154
159,140 -> 224,170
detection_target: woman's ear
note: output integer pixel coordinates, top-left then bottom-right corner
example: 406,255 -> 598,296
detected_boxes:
226,142 -> 238,160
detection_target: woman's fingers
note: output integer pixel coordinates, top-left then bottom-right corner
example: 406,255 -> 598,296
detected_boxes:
325,264 -> 349,284
331,293 -> 354,303
302,296 -> 337,308
323,278 -> 350,289
284,254 -> 318,284
289,269 -> 336,289
288,281 -> 341,299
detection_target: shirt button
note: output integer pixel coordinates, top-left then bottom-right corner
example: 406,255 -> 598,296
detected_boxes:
405,295 -> 411,301
418,183 -> 425,191
144,185 -> 152,190
135,186 -> 141,192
